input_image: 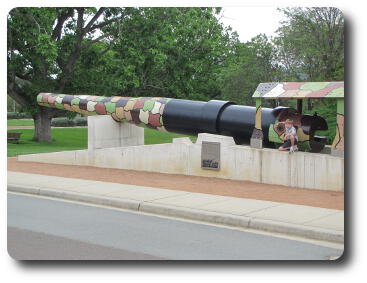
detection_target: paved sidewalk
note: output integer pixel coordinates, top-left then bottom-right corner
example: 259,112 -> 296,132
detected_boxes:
7,171 -> 344,243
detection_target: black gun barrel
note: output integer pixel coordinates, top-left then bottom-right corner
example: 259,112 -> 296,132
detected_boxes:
37,93 -> 328,151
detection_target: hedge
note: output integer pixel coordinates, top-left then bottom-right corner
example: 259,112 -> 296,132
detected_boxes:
7,112 -> 32,119
7,112 -> 88,127
51,117 -> 88,127
74,117 -> 88,126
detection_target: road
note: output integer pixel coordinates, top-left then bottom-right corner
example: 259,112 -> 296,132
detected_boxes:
7,193 -> 343,260
8,227 -> 163,260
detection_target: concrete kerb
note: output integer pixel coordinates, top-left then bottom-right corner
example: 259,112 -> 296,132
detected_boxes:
248,218 -> 344,243
7,184 -> 141,211
7,184 -> 40,195
7,184 -> 344,244
139,202 -> 251,228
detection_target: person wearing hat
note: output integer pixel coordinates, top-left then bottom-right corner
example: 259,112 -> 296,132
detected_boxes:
278,119 -> 298,152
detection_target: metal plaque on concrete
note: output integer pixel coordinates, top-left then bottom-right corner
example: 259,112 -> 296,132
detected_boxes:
201,141 -> 220,170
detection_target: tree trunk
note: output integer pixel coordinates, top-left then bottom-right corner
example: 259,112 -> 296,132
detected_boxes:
33,107 -> 53,142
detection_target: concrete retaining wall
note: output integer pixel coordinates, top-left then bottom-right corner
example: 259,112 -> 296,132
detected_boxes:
18,133 -> 344,192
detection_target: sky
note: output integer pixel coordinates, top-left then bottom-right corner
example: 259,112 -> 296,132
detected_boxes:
218,7 -> 286,42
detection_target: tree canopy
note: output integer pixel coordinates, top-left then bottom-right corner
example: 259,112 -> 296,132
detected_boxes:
218,34 -> 280,106
274,7 -> 344,81
7,7 -> 238,141
69,8 -> 238,100
7,7 -> 344,143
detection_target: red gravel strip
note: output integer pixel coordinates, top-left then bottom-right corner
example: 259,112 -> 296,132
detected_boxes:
7,157 -> 344,210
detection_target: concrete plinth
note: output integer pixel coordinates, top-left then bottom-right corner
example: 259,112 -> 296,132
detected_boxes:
87,116 -> 144,150
18,133 -> 344,192
250,138 -> 263,149
331,148 -> 344,158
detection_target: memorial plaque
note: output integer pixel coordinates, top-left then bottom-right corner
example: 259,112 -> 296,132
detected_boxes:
201,141 -> 220,170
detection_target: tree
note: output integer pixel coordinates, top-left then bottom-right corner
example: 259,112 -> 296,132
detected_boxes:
7,7 -> 125,141
218,34 -> 280,106
273,7 -> 344,81
7,7 -> 238,141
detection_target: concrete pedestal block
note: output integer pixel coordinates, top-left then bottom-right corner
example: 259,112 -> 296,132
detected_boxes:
196,133 -> 236,146
250,138 -> 263,149
321,145 -> 332,155
172,137 -> 193,144
331,148 -> 344,158
88,116 -> 144,150
188,133 -> 237,179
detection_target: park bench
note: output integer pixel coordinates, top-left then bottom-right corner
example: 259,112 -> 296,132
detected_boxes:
7,132 -> 22,144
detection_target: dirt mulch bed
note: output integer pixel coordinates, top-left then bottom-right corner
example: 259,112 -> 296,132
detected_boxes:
7,157 -> 344,210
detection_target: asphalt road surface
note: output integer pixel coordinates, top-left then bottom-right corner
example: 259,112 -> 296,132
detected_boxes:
8,227 -> 163,260
7,193 -> 343,260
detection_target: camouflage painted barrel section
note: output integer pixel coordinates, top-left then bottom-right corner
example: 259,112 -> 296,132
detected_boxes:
253,82 -> 344,99
331,99 -> 344,152
37,93 -> 170,131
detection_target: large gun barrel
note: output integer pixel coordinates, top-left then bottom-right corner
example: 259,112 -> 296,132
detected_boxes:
37,93 -> 328,151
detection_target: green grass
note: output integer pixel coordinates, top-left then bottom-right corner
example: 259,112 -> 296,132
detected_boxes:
7,119 -> 34,126
7,127 -> 196,157
144,128 -> 196,145
7,128 -> 88,157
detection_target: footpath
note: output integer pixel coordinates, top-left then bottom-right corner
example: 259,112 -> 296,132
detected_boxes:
7,170 -> 344,244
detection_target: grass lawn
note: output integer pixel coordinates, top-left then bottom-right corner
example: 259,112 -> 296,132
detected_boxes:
7,128 -> 88,157
7,127 -> 196,157
7,119 -> 34,126
144,128 -> 196,145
